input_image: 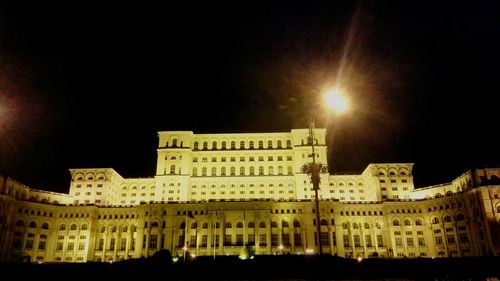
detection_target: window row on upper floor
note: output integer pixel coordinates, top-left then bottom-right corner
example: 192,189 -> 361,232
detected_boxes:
192,155 -> 293,163
192,140 -> 293,151
191,166 -> 294,177
15,220 -> 50,229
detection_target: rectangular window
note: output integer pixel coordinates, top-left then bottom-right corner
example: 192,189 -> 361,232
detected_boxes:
353,235 -> 361,247
109,239 -> 115,251
38,241 -> 46,250
98,239 -> 104,250
320,232 -> 328,246
395,238 -> 403,247
259,234 -> 267,246
365,235 -> 372,247
67,242 -> 75,251
282,234 -> 290,246
78,243 -> 85,250
271,234 -> 278,246
459,233 -> 469,243
119,238 -> 127,251
435,236 -> 443,245
447,235 -> 456,244
406,238 -> 414,247
343,235 -> 350,247
377,235 -> 383,247
149,235 -> 158,249
236,234 -> 244,246
130,238 -> 135,251
418,237 -> 425,246
224,234 -> 232,246
248,234 -> 255,244
201,235 -> 208,247
189,235 -> 196,247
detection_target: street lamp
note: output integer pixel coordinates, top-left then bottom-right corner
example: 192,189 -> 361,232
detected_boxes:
302,87 -> 349,256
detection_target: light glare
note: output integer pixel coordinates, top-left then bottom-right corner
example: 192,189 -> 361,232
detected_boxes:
323,89 -> 349,113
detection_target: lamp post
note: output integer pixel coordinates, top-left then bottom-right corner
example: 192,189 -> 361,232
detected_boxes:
302,88 -> 349,256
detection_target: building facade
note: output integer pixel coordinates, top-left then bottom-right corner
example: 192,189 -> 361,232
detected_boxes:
0,129 -> 499,263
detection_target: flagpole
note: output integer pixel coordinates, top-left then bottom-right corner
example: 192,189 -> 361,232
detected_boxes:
184,209 -> 188,261
212,211 -> 216,260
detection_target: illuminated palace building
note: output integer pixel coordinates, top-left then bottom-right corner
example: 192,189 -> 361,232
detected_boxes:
1,129 -> 499,263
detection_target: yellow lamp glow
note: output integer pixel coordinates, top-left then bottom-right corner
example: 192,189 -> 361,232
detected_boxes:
323,88 -> 349,113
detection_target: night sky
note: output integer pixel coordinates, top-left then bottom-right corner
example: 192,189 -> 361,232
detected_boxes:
1,1 -> 499,193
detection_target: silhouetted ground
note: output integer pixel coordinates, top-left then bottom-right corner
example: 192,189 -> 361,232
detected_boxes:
1,255 -> 499,281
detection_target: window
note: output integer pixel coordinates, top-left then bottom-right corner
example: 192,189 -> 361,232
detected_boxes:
149,235 -> 158,249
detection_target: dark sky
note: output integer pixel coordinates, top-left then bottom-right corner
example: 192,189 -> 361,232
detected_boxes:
1,1 -> 499,193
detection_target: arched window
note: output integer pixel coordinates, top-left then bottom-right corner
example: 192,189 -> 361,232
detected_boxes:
172,139 -> 178,147
259,166 -> 264,175
432,217 -> 439,224
230,167 -> 236,176
151,221 -> 159,228
29,221 -> 37,228
179,222 -> 186,229
100,226 -> 106,233
170,165 -> 176,174
278,166 -> 283,175
202,222 -> 208,229
240,166 -> 245,176
231,141 -> 236,149
249,141 -> 254,149
287,166 -> 293,175
240,141 -> 245,149
364,222 -> 370,229
404,219 -> 411,226
191,222 -> 197,229
81,223 -> 88,230
286,140 -> 292,148
268,166 -> 274,175
122,226 -> 128,232
248,222 -> 255,228
352,223 -> 359,229
236,222 -> 243,228
258,141 -> 263,149
277,140 -> 282,148
131,225 -> 137,232
268,140 -> 273,149
456,214 -> 465,221
202,167 -> 207,176
212,141 -> 217,150
70,224 -> 77,230
342,223 -> 348,229
203,141 -> 208,150
193,142 -> 199,150
320,219 -> 327,226
211,167 -> 217,176
111,226 -> 117,232
221,167 -> 226,176
259,222 -> 266,228
59,224 -> 66,230
293,220 -> 301,228
41,223 -> 49,229
392,219 -> 400,226
214,222 -> 220,228
249,166 -> 255,175
443,215 -> 452,223
271,221 -> 278,228
282,221 -> 290,228
221,141 -> 227,149
415,219 -> 423,226
16,220 -> 24,227
225,222 -> 232,228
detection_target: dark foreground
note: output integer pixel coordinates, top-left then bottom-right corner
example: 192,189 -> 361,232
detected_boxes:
1,255 -> 499,281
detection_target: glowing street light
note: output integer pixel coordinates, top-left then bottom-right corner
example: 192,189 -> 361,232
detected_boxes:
302,87 -> 350,256
323,88 -> 349,113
